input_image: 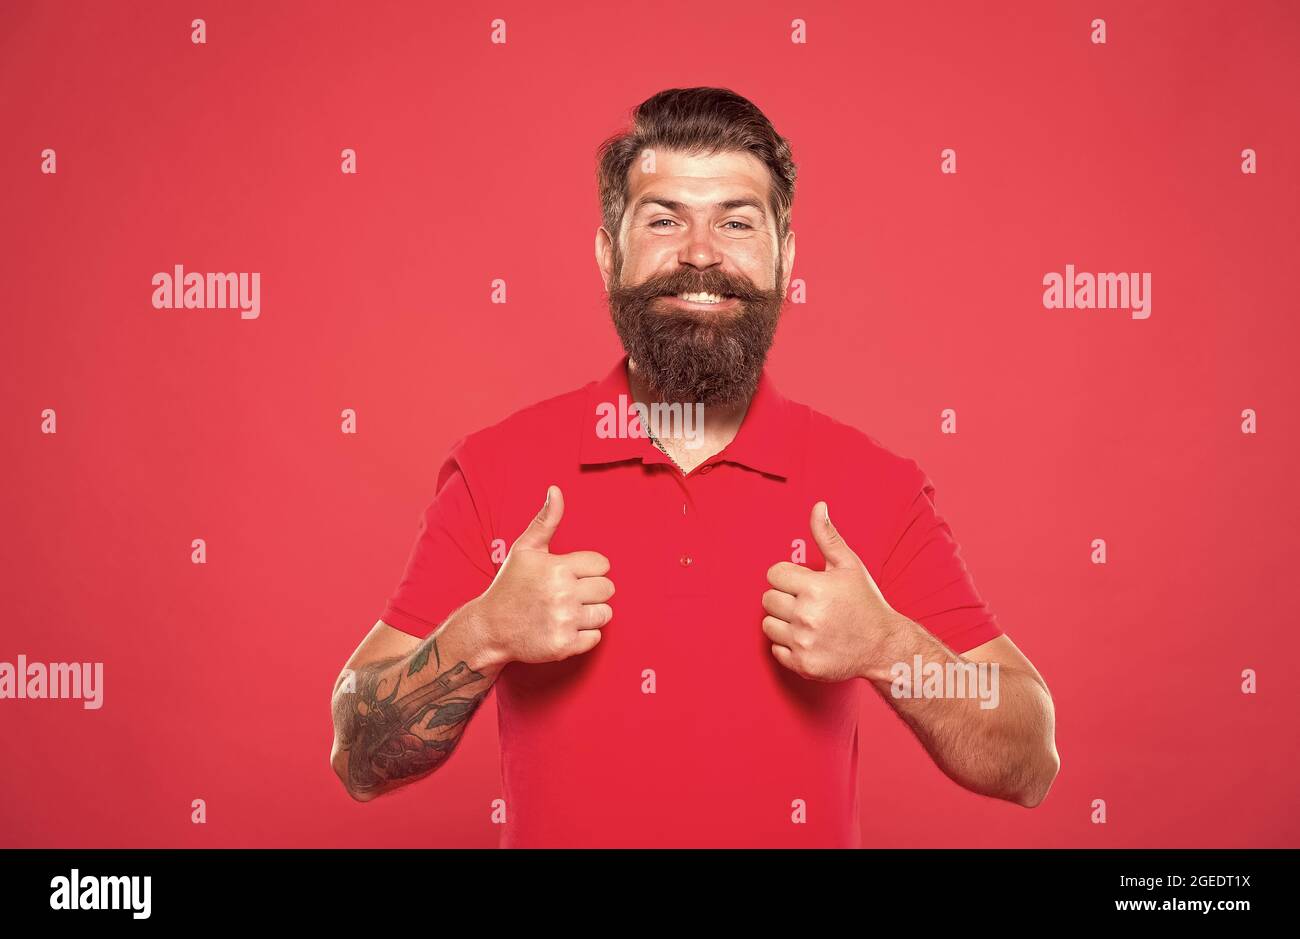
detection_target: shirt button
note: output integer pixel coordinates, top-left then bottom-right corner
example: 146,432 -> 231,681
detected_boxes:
679,555 -> 693,567
698,465 -> 713,475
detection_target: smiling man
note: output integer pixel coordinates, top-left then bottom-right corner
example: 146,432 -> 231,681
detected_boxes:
329,87 -> 1060,848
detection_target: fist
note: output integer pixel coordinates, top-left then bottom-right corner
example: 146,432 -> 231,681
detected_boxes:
476,485 -> 615,665
761,501 -> 898,682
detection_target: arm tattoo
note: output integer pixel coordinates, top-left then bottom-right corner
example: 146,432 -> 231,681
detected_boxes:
333,634 -> 488,796
407,635 -> 439,676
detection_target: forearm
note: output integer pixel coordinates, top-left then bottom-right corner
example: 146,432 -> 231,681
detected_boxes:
864,614 -> 1059,807
330,599 -> 506,801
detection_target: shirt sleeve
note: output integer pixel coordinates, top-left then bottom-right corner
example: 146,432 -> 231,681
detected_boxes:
379,439 -> 497,638
877,465 -> 1003,655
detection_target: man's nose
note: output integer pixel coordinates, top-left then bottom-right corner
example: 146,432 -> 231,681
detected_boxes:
676,223 -> 726,269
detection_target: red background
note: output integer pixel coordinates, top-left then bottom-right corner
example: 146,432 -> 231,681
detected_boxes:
2,0 -> 1296,847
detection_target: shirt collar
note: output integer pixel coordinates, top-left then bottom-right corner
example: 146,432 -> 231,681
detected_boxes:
578,355 -> 802,479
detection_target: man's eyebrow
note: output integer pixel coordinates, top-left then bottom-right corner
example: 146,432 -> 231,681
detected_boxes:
634,195 -> 767,219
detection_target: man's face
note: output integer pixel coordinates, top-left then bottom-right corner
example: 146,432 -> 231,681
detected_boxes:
597,149 -> 795,406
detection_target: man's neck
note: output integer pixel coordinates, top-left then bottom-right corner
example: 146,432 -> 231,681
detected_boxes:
626,359 -> 752,474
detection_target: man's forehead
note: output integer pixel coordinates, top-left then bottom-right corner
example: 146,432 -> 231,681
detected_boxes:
626,149 -> 769,201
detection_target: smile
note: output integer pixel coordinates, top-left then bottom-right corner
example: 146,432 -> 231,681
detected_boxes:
661,293 -> 740,309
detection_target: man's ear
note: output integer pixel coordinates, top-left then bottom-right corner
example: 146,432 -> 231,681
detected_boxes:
594,229 -> 609,290
595,227 -> 617,291
780,229 -> 796,297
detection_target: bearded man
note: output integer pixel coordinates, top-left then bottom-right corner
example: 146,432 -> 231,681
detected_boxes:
329,87 -> 1059,848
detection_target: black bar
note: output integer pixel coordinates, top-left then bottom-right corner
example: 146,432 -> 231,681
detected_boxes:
0,848 -> 1290,923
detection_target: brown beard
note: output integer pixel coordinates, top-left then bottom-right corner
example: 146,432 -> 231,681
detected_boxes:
606,253 -> 785,406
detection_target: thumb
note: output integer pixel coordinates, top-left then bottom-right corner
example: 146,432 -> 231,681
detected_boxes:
810,501 -> 857,570
514,485 -> 564,551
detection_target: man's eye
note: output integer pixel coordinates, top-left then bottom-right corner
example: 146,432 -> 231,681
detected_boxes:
725,221 -> 753,230
650,219 -> 678,228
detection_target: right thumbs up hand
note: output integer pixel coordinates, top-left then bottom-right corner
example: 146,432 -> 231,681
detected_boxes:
473,486 -> 615,666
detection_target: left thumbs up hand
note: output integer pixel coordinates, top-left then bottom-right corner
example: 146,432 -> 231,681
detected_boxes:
762,501 -> 903,682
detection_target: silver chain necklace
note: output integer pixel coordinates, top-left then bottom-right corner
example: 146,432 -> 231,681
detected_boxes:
644,423 -> 686,474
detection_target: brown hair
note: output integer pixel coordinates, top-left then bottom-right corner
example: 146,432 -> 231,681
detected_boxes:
596,87 -> 797,246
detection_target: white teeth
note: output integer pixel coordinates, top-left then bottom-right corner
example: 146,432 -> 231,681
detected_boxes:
677,292 -> 726,303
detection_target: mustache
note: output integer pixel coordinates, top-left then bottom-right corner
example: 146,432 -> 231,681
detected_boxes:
609,270 -> 776,303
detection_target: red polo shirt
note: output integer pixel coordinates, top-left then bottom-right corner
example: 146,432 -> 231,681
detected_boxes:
380,356 -> 1002,847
